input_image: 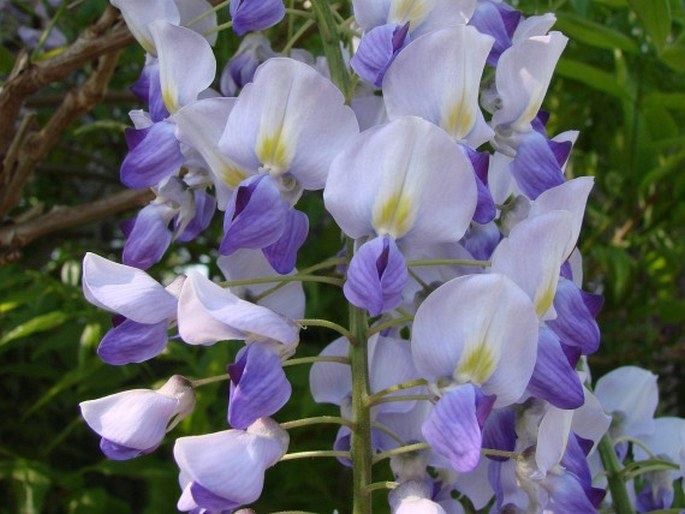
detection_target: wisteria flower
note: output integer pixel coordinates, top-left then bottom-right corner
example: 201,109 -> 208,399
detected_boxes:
174,417 -> 289,512
80,375 -> 195,460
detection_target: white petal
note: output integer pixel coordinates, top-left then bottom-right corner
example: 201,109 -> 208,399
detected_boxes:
487,151 -> 518,205
353,0 -> 393,31
388,0 -> 476,36
383,26 -> 494,146
174,0 -> 218,46
594,366 -> 658,438
173,429 -> 281,504
325,116 -> 477,246
633,417 -> 685,480
110,0 -> 180,54
150,21 -> 216,113
512,13 -> 557,42
535,405 -> 573,475
529,176 -> 594,253
492,32 -> 568,132
370,336 -> 421,414
411,273 -> 538,407
571,387 -> 611,455
177,271 -> 298,346
219,58 -> 358,189
217,249 -> 305,320
173,97 -> 249,207
82,252 -> 177,323
309,337 -> 352,406
80,389 -> 177,449
452,457 -> 494,509
491,211 -> 575,319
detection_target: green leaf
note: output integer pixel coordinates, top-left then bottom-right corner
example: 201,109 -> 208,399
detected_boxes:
22,358 -> 103,418
591,0 -> 627,6
0,300 -> 22,313
556,59 -> 631,100
68,487 -> 132,514
643,92 -> 685,110
627,0 -> 671,50
657,299 -> 685,323
0,311 -> 70,348
643,106 -> 679,142
0,458 -> 52,514
0,45 -> 15,75
594,246 -> 635,301
639,148 -> 685,190
555,12 -> 640,53
659,42 -> 685,72
89,458 -> 177,481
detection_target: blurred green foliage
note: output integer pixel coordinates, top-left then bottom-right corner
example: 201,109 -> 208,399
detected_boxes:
0,0 -> 684,512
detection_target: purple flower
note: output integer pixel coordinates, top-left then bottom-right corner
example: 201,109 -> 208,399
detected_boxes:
230,0 -> 286,36
174,418 -> 289,512
82,252 -> 181,364
227,343 -> 291,429
351,22 -> 410,87
80,375 -> 195,460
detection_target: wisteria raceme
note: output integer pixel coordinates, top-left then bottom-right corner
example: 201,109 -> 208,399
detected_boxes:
76,0 -> 685,512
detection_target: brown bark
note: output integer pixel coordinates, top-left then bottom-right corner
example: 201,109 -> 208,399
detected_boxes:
0,188 -> 154,265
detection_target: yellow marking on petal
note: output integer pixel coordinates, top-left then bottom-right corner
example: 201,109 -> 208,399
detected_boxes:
389,0 -> 431,27
513,81 -> 545,131
162,85 -> 179,114
443,96 -> 475,140
372,190 -> 414,239
256,132 -> 290,176
454,340 -> 496,386
535,275 -> 557,318
219,164 -> 247,189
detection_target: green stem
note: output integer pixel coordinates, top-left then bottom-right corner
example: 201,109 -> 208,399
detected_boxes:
362,481 -> 399,494
371,421 -> 405,446
252,257 -> 345,302
309,0 -> 351,96
295,318 -> 354,341
366,379 -> 428,406
407,258 -> 491,268
373,442 -> 431,464
300,257 -> 347,274
187,0 -> 231,27
598,434 -> 634,514
612,435 -> 657,459
348,245 -> 373,514
31,1 -> 68,60
366,315 -> 414,337
220,273 -> 343,289
285,8 -> 314,19
282,355 -> 350,368
285,0 -> 295,55
280,450 -> 350,462
280,416 -> 354,431
408,268 -> 431,290
620,459 -> 679,480
481,448 -> 518,460
623,464 -> 680,481
203,20 -> 233,37
190,374 -> 230,388
281,19 -> 315,54
370,394 -> 432,406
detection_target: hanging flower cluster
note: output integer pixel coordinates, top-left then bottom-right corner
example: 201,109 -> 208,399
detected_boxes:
79,0 -> 685,512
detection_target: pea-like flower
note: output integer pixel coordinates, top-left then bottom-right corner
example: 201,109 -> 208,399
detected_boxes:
80,375 -> 195,460
174,418 -> 289,512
